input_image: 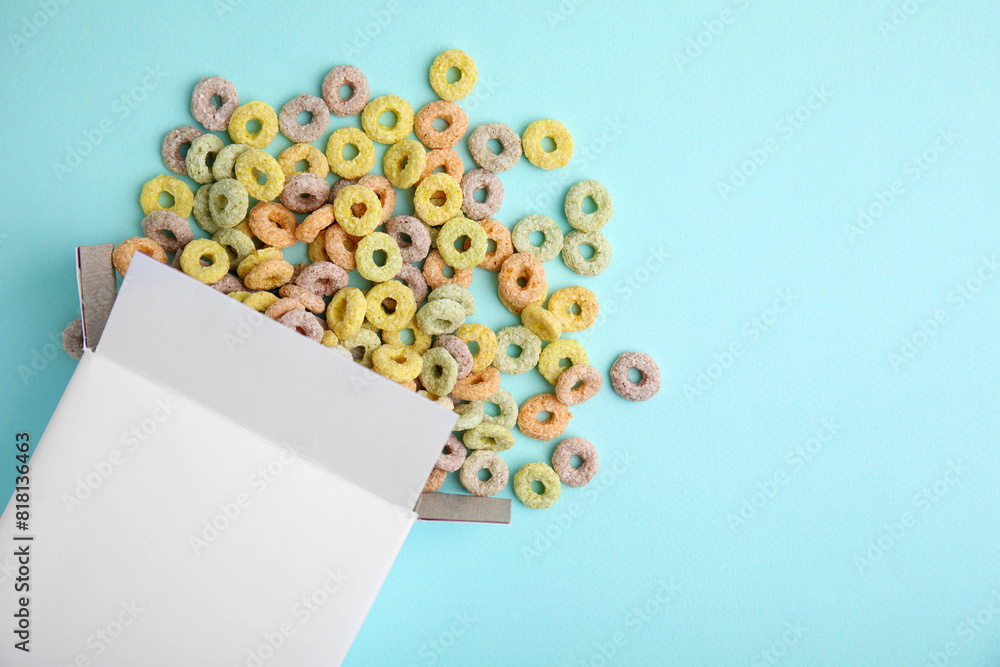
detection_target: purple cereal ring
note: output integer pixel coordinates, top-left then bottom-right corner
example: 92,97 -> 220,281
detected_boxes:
554,364 -> 603,405
552,437 -> 599,488
437,434 -> 467,473
394,262 -> 429,305
280,173 -> 331,213
279,94 -> 331,143
191,76 -> 240,131
321,65 -> 370,117
294,260 -> 348,297
433,334 -> 473,379
468,122 -> 522,173
610,351 -> 661,402
386,215 -> 431,263
141,210 -> 194,254
62,318 -> 84,360
278,309 -> 324,343
461,169 -> 504,220
328,177 -> 359,205
210,273 -> 245,294
161,126 -> 203,175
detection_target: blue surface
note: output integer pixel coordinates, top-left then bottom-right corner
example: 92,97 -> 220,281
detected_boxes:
2,0 -> 999,664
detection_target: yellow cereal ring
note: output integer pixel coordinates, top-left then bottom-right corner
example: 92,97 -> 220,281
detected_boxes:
321,330 -> 340,347
229,291 -> 252,303
547,286 -> 599,332
361,95 -> 414,144
456,323 -> 497,373
381,317 -> 432,354
413,173 -> 462,226
355,232 -> 402,283
140,175 -> 194,218
179,239 -> 230,284
243,258 -> 294,290
112,237 -> 167,276
521,304 -> 562,342
237,247 -> 283,279
383,139 -> 426,189
235,148 -> 285,201
243,291 -> 279,312
308,234 -> 330,263
326,286 -> 366,339
333,184 -> 382,236
278,143 -> 330,179
537,338 -> 588,385
372,344 -> 423,382
522,119 -> 574,170
366,280 -> 416,331
429,49 -> 477,102
325,126 -> 375,179
228,100 -> 279,148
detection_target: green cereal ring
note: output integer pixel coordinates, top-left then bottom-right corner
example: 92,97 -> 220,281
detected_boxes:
383,139 -> 426,189
482,387 -> 518,430
512,215 -> 564,262
514,462 -> 562,509
521,304 -> 562,342
192,184 -> 219,234
493,325 -> 542,375
186,134 -> 224,184
212,228 -> 255,271
373,344 -> 423,382
436,216 -> 488,270
228,100 -> 279,148
463,423 -> 515,452
454,400 -> 486,431
416,298 -> 466,336
355,232 -> 403,283
413,173 -> 463,226
179,239 -> 230,284
208,178 -> 249,229
522,119 -> 574,171
419,347 -> 459,396
565,180 -> 613,232
212,143 -> 252,181
327,286 -> 366,339
459,450 -> 508,497
562,230 -> 612,276
325,127 -> 375,179
140,175 -> 194,218
334,184 -> 382,236
538,338 -> 588,385
429,49 -> 477,102
366,280 -> 416,331
427,283 -> 475,317
235,149 -> 285,201
361,94 -> 414,144
341,327 -> 381,367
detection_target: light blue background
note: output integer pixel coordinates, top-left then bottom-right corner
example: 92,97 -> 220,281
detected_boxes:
2,0 -> 999,664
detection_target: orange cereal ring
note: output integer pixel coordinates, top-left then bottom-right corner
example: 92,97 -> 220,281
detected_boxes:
112,237 -> 167,276
451,366 -> 500,402
358,174 -> 396,223
516,393 -> 572,441
554,364 -> 603,405
248,202 -> 298,248
323,224 -> 360,272
414,101 -> 469,149
265,297 -> 305,321
497,252 -> 547,314
296,204 -> 336,243
243,258 -> 294,290
279,284 -> 325,314
474,218 -> 513,271
423,467 -> 448,493
422,249 -> 473,289
418,148 -> 464,184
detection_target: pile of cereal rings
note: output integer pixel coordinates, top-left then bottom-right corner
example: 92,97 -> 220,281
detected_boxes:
64,49 -> 662,511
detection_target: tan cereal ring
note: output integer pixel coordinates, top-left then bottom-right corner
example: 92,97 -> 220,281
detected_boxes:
422,249 -> 473,289
414,101 -> 469,149
278,284 -> 325,314
554,363 -> 603,405
248,202 -> 298,248
516,393 -> 572,441
112,237 -> 167,276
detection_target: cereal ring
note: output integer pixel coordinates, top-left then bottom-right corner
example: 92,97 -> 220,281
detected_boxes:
383,139 -> 426,189
161,126 -> 203,175
459,450 -> 508,497
180,239 -> 230,284
437,216 -> 488,270
463,423 -> 514,452
433,335 -> 473,380
468,122 -> 522,172
386,215 -> 431,263
184,133 -> 224,185
416,298 -> 466,336
307,237 -> 329,264
235,149 -> 285,201
424,221 -> 441,248
422,249 -> 473,289
517,393 -> 572,441
454,400 -> 485,430
241,292 -> 279,312
191,76 -> 239,131
460,169 -> 504,221
538,339 -> 588,385
326,286 -> 367,339
212,143 -> 253,181
278,284 -> 325,314
342,328 -> 381,367
328,177 -> 359,204
547,286 -> 599,332
438,434 -> 467,473
565,179 -> 613,232
514,462 -> 562,509
278,143 -> 330,179
141,210 -> 193,254
429,49 -> 477,102
191,184 -> 219,233
278,309 -> 324,343
497,253 -> 547,315
321,330 -> 340,347
325,127 -> 375,179
555,364 -> 603,406
419,347 -> 459,396
62,318 -> 84,360
355,232 -> 403,283
610,351 -> 661,402
228,100 -> 279,148
427,284 -> 475,317
333,184 -> 382,236
112,237 -> 167,276
357,174 -> 396,223
248,202 -> 297,248
208,178 -> 249,229
381,317 -> 432,354
295,260 -> 349,297
213,228 -> 255,270
367,280 -> 416,331
265,297 -> 305,321
244,258 -> 294,290
394,262 -> 429,304
211,273 -> 245,294
521,304 -> 562,342
562,230 -> 612,276
414,101 -> 468,149
278,94 -> 330,143
237,247 -> 283,279
414,173 -> 463,226
522,119 -> 574,170
423,467 -> 448,493
512,215 -> 564,262
373,344 -> 423,382
361,94 -> 414,144
475,218 -> 513,271
419,148 -> 464,183
291,262 -> 309,283
482,388 -> 518,430
322,65 -> 370,117
296,204 -> 335,243
140,175 -> 194,218
280,173 -> 331,213
455,323 -> 497,373
493,325 -> 542,375
323,224 -> 360,272
452,366 -> 500,401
